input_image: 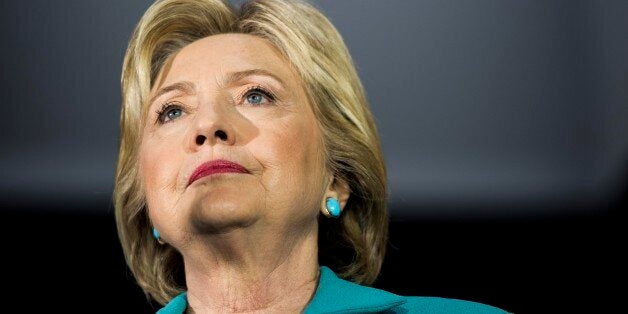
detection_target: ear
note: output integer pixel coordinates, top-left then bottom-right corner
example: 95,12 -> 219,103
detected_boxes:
322,175 -> 351,212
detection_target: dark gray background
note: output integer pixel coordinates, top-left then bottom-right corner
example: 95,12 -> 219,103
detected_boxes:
1,1 -> 626,313
2,0 -> 627,217
2,0 -> 627,218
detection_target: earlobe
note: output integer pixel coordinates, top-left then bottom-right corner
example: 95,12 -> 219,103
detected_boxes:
321,176 -> 350,217
332,177 -> 350,209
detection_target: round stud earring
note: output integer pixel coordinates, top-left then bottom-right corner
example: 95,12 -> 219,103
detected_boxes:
152,227 -> 166,245
324,197 -> 341,218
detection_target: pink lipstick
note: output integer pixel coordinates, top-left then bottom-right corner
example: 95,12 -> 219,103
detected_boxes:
188,159 -> 248,186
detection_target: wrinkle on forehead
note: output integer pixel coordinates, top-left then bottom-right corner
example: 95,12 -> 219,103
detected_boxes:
156,34 -> 293,85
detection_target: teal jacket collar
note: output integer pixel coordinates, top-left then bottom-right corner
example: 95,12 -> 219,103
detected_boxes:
305,266 -> 406,313
157,266 -> 406,313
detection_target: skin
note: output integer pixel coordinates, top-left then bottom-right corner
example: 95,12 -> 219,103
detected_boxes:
138,34 -> 349,313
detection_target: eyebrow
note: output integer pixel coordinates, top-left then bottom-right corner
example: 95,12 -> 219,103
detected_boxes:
149,81 -> 196,106
149,69 -> 285,106
222,68 -> 285,87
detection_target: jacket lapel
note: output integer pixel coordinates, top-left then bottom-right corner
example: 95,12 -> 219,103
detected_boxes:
305,266 -> 407,313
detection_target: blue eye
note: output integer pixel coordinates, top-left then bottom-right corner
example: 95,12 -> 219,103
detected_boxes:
247,92 -> 264,104
166,108 -> 182,120
244,87 -> 275,105
156,104 -> 184,124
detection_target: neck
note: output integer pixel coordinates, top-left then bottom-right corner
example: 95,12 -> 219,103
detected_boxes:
181,224 -> 320,313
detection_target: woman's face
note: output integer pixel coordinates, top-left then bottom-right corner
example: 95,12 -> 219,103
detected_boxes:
139,34 -> 328,244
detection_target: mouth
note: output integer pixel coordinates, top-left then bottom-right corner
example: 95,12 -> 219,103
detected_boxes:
188,159 -> 249,186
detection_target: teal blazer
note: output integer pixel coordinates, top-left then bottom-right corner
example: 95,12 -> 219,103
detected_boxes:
157,266 -> 508,313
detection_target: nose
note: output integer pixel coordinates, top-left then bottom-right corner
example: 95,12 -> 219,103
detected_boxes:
188,109 -> 236,149
194,129 -> 231,145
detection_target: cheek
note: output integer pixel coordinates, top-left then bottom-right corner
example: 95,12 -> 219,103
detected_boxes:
254,114 -> 325,193
139,134 -> 184,206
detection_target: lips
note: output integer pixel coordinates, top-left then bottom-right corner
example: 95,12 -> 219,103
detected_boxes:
188,159 -> 248,186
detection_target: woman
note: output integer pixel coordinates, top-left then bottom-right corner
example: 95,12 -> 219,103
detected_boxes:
114,0 -> 508,313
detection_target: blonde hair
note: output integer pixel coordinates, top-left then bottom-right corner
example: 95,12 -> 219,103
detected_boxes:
115,0 -> 388,305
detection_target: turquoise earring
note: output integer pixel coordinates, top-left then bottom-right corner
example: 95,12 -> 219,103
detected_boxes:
152,227 -> 165,244
324,197 -> 341,218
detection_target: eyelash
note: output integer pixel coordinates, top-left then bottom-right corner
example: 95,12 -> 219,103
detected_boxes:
241,85 -> 276,104
154,86 -> 276,125
155,102 -> 184,125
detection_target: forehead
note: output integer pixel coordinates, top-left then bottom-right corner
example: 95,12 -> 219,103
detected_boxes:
154,33 -> 294,87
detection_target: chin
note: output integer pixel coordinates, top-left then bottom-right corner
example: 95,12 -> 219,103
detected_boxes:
189,193 -> 258,234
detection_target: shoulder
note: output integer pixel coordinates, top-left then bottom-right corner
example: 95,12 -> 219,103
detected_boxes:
307,267 -> 508,313
391,296 -> 509,314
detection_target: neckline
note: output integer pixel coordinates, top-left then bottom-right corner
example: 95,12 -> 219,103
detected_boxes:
157,266 -> 406,314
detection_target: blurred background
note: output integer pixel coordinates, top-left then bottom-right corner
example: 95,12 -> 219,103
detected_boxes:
1,0 -> 626,312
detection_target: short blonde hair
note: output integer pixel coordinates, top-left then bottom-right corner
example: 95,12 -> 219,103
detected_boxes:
115,0 -> 388,305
